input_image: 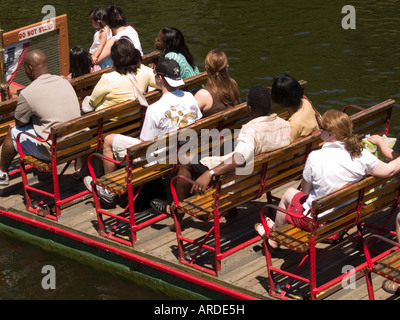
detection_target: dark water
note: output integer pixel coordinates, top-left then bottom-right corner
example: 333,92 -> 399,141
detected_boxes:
0,229 -> 177,300
0,0 -> 400,299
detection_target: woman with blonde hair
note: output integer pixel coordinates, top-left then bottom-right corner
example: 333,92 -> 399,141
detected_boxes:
256,109 -> 400,249
195,49 -> 240,117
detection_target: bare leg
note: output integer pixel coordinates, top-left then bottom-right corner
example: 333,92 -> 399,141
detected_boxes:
396,212 -> 400,243
176,163 -> 193,201
103,134 -> 118,175
275,187 -> 301,228
0,128 -> 17,172
264,187 -> 301,249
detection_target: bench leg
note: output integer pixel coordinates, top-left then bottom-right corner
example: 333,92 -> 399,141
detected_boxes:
309,240 -> 317,300
19,160 -> 33,211
365,270 -> 376,300
263,239 -> 277,296
172,206 -> 185,263
214,210 -> 222,274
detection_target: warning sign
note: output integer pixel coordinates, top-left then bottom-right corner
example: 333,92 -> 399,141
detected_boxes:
18,21 -> 55,41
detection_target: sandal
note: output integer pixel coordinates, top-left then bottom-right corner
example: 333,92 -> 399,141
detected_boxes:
150,198 -> 172,215
382,279 -> 400,295
255,223 -> 267,240
150,198 -> 184,221
71,171 -> 84,181
255,220 -> 280,252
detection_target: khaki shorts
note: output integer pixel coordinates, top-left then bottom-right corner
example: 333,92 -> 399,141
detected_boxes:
112,134 -> 141,161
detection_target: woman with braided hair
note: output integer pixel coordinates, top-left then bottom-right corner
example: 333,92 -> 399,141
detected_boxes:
256,109 -> 400,249
194,49 -> 240,117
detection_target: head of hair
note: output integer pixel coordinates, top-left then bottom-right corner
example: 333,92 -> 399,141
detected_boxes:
271,74 -> 304,111
69,46 -> 93,78
246,85 -> 271,116
111,37 -> 142,74
89,7 -> 108,28
160,27 -> 196,69
107,4 -> 126,29
204,49 -> 240,107
321,109 -> 363,158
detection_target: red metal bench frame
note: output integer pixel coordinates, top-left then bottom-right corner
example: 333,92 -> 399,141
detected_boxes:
363,234 -> 400,300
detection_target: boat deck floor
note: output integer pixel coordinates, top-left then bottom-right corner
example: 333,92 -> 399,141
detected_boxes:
0,163 -> 399,300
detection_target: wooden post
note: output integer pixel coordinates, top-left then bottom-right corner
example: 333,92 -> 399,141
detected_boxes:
0,25 -> 10,101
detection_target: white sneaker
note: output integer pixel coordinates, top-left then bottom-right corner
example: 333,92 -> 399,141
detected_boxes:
0,172 -> 9,186
83,176 -> 116,204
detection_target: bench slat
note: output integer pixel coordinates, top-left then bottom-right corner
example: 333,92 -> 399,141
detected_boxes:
269,224 -> 310,252
372,250 -> 400,281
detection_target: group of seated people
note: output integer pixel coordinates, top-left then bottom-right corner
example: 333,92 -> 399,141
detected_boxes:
1,3 -> 399,296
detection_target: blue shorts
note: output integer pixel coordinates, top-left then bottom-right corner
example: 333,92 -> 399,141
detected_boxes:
11,124 -> 50,161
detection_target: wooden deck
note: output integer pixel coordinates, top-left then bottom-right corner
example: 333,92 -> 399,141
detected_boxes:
0,161 -> 399,300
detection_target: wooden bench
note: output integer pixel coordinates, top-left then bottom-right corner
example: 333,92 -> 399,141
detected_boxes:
363,234 -> 400,300
16,72 -> 207,220
166,99 -> 395,276
87,81 -> 310,247
260,174 -> 400,300
170,131 -> 321,276
88,102 -> 260,247
253,99 -> 398,298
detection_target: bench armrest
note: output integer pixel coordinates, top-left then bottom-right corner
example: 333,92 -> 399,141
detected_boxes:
364,234 -> 400,253
87,152 -> 127,181
170,175 -> 196,206
363,234 -> 400,269
16,131 -> 50,159
342,104 -> 365,114
170,174 -> 213,205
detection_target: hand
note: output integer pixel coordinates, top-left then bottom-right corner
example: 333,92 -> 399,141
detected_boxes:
191,171 -> 212,195
367,135 -> 384,146
92,55 -> 98,65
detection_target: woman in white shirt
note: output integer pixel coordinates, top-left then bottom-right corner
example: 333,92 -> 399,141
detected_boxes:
96,4 -> 143,67
256,109 -> 400,249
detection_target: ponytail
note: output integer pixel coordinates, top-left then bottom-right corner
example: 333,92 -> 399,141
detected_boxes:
107,4 -> 126,29
343,134 -> 363,159
205,49 -> 240,107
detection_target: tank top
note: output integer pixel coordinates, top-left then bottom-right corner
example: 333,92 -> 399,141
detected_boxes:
201,85 -> 238,118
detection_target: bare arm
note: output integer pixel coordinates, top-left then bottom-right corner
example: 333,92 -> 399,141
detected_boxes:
300,179 -> 313,195
96,37 -> 116,64
191,153 -> 244,194
368,135 -> 399,161
91,30 -> 108,64
372,157 -> 400,178
194,88 -> 213,112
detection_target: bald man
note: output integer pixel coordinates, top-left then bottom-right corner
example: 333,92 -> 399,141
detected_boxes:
0,50 -> 81,185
